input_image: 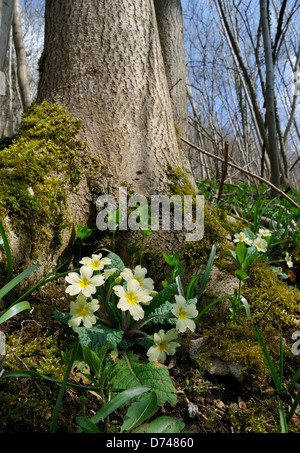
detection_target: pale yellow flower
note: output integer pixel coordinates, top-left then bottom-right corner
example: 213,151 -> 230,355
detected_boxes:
68,294 -> 99,328
65,267 -> 105,297
113,278 -> 152,321
171,295 -> 198,333
147,329 -> 179,363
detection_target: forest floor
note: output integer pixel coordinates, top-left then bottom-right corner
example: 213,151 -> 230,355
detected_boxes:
1,286 -> 300,435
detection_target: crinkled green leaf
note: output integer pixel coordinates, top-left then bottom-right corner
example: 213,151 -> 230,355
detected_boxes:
73,323 -> 124,350
144,283 -> 177,316
106,252 -> 125,271
112,351 -> 176,405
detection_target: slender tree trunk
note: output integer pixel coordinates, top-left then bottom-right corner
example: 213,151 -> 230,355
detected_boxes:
0,0 -> 14,94
12,0 -> 32,111
260,0 -> 280,196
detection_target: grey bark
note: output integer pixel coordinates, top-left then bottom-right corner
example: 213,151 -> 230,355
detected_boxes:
37,0 -> 194,197
260,0 -> 280,195
12,0 -> 32,110
0,0 -> 14,94
154,0 -> 189,139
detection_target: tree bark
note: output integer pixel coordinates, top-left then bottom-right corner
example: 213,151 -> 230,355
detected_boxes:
37,0 -> 193,197
260,0 -> 280,196
154,0 -> 189,139
0,0 -> 14,94
12,0 -> 32,111
0,0 -> 196,287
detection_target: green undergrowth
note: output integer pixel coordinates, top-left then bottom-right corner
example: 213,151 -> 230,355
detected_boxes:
0,101 -> 85,243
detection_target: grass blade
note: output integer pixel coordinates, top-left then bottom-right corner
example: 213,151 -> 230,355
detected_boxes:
0,301 -> 31,324
255,326 -> 282,395
0,264 -> 40,300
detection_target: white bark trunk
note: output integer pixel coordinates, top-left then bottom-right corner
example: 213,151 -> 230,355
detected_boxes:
12,0 -> 32,110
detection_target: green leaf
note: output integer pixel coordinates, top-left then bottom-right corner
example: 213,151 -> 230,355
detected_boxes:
81,343 -> 111,377
0,264 -> 40,300
73,323 -> 124,350
144,283 -> 177,316
197,244 -> 216,296
121,391 -> 158,432
278,399 -> 288,433
145,301 -> 176,325
0,301 -> 31,324
87,386 -> 150,426
106,252 -> 125,271
134,415 -> 185,433
267,229 -> 285,249
242,228 -> 257,241
240,296 -> 251,319
112,351 -> 177,405
255,326 -> 282,396
242,246 -> 258,270
53,310 -> 71,325
76,416 -> 101,433
234,270 -> 249,282
236,241 -> 247,267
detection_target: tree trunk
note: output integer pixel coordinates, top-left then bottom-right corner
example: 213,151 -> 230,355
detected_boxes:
154,0 -> 189,139
1,0 -> 195,286
37,0 -> 193,196
12,0 -> 32,111
260,0 -> 280,196
0,0 -> 14,94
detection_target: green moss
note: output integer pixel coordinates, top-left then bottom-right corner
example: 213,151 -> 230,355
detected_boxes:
183,201 -> 238,268
242,258 -> 300,331
0,101 -> 85,243
228,397 -> 281,433
165,162 -> 196,197
193,323 -> 284,390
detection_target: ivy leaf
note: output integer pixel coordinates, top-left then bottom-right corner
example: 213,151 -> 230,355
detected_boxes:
112,351 -> 177,405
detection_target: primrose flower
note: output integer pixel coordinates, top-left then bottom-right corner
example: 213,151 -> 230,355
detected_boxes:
233,231 -> 246,243
253,236 -> 268,253
103,267 -> 117,280
171,295 -> 198,333
113,278 -> 152,321
68,294 -> 99,328
147,328 -> 179,363
285,252 -> 293,268
65,266 -> 105,297
80,253 -> 111,272
243,236 -> 253,246
258,228 -> 272,237
121,265 -> 154,292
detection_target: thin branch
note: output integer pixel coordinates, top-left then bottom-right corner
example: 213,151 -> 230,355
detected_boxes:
180,136 -> 300,209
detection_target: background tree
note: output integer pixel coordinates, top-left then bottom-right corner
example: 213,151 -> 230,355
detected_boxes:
184,0 -> 300,192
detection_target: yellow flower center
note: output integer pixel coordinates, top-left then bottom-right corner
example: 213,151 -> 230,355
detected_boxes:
91,261 -> 101,269
76,304 -> 88,317
178,306 -> 187,320
78,277 -> 91,287
135,277 -> 143,286
158,340 -> 169,352
125,291 -> 139,306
